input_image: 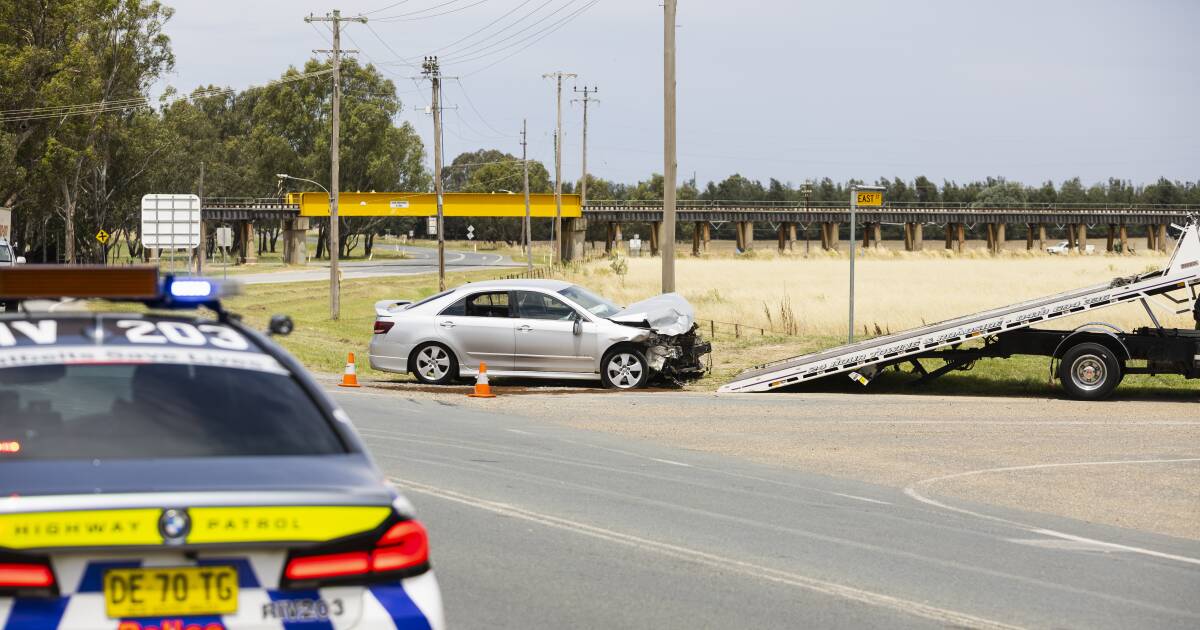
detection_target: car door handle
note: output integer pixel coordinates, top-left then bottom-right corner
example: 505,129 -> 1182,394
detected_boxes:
440,321 -> 456,328
516,324 -> 532,332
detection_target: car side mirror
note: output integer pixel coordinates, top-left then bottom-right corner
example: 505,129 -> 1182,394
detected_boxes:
268,314 -> 294,336
572,313 -> 583,336
15,256 -> 25,264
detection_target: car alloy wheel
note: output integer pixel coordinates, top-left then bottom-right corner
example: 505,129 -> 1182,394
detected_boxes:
416,345 -> 451,382
605,352 -> 644,389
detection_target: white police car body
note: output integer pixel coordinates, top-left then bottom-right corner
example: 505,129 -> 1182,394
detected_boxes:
0,267 -> 444,630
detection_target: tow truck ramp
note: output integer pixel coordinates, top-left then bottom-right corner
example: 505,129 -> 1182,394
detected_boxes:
719,221 -> 1200,393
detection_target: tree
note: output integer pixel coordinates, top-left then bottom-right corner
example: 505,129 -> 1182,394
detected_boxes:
971,180 -> 1027,207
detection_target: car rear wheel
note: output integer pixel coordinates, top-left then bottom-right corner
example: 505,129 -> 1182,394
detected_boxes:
602,348 -> 649,389
411,343 -> 459,385
1057,342 -> 1121,400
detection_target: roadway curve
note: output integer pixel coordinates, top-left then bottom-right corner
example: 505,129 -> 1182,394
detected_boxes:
236,245 -> 522,285
331,388 -> 1200,629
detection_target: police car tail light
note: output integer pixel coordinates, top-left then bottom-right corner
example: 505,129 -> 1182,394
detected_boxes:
284,551 -> 370,580
0,562 -> 55,589
371,520 -> 428,572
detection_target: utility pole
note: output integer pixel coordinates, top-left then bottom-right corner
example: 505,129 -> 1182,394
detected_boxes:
572,86 -> 598,207
194,161 -> 205,275
543,71 -> 576,265
662,0 -> 678,293
424,56 -> 447,291
307,8 -> 366,319
522,119 -> 532,276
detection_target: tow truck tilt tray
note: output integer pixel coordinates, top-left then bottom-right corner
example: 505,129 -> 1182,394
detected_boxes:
720,219 -> 1200,400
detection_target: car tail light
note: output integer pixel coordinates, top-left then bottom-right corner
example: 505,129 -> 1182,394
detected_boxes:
374,320 -> 395,334
282,519 -> 428,586
284,551 -> 369,580
0,562 -> 55,589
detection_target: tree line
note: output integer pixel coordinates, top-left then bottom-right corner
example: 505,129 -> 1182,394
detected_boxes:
3,1 -> 1196,260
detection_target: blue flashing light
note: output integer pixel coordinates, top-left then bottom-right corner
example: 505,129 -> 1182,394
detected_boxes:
157,275 -> 238,310
168,279 -> 215,299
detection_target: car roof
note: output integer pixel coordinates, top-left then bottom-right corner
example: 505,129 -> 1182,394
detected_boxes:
460,278 -> 573,291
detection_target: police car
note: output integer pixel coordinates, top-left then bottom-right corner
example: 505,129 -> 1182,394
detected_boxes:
0,267 -> 444,629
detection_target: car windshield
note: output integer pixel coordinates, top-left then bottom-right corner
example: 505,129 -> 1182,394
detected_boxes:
0,246 -> 11,262
558,285 -> 621,317
0,363 -> 346,460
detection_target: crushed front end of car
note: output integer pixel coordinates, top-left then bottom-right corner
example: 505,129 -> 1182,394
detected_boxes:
609,293 -> 712,384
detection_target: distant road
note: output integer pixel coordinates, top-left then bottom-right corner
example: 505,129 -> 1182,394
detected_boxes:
236,244 -> 521,285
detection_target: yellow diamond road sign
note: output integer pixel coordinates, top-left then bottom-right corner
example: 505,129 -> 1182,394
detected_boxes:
855,191 -> 883,207
96,229 -> 110,244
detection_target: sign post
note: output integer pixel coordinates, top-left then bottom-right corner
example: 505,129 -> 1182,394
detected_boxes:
849,186 -> 884,343
215,226 -> 233,281
467,225 -> 475,252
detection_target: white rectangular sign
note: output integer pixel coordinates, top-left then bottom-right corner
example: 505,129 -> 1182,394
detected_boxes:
426,216 -> 437,236
141,194 -> 200,250
215,226 -> 233,248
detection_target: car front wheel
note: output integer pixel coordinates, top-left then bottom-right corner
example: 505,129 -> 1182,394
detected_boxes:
411,343 -> 459,385
602,348 -> 649,389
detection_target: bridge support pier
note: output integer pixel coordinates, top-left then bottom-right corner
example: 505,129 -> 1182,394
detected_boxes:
1119,225 -> 1129,254
239,221 -> 257,265
1106,225 -> 1116,253
735,222 -> 744,251
562,217 -> 587,262
1077,224 -> 1088,253
703,222 -> 711,252
1025,224 -> 1035,251
987,223 -> 1005,254
605,222 -> 614,254
788,223 -> 797,251
283,217 -> 309,265
650,221 -> 661,256
944,224 -> 953,251
821,222 -> 839,252
1146,224 -> 1157,251
956,223 -> 965,254
692,222 -> 701,256
1065,224 -> 1077,252
1157,223 -> 1168,252
777,223 -> 787,252
741,221 -> 754,251
613,223 -> 623,254
1038,223 -> 1047,250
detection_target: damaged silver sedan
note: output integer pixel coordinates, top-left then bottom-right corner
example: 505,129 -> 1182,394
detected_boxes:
368,279 -> 711,389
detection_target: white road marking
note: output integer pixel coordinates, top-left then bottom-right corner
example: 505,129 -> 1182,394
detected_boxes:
905,458 -> 1200,567
828,492 -> 892,505
393,477 -> 1023,630
506,428 -> 533,435
649,457 -> 692,467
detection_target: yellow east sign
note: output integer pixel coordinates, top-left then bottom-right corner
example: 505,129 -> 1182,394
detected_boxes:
289,191 -> 583,219
855,191 -> 883,207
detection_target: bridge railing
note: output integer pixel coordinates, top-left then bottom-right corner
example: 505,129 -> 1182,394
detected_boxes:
583,199 -> 1200,211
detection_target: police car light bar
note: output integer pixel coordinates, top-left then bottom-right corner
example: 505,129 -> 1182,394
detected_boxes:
0,266 -> 160,300
0,267 -> 239,311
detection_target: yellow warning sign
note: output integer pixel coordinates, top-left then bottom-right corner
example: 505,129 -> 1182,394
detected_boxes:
855,191 -> 883,207
96,229 -> 111,244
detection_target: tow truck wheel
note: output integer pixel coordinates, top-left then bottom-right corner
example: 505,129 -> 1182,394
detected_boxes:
1057,342 -> 1121,400
602,347 -> 650,389
410,342 -> 459,385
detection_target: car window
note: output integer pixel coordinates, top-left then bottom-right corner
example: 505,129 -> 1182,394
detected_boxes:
408,289 -> 454,310
558,285 -> 621,318
0,363 -> 346,460
443,291 -> 510,318
516,291 -> 578,321
0,246 -> 11,263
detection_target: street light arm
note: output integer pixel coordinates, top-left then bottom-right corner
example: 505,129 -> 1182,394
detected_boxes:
277,174 -> 330,195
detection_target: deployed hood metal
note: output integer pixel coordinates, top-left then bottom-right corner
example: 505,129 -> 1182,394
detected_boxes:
609,292 -> 696,335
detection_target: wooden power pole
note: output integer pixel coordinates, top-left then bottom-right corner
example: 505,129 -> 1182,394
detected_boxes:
573,86 -> 598,207
543,71 -> 576,265
423,56 -> 447,291
662,0 -> 678,293
306,8 -> 365,319
522,119 -> 533,276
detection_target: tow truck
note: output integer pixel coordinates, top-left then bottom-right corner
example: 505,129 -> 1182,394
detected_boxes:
720,219 -> 1200,400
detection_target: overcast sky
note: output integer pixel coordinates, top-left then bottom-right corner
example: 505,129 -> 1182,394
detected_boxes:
159,0 -> 1199,189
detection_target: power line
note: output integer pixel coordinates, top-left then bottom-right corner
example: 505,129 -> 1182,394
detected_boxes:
423,0 -> 538,57
419,0 -> 558,62
357,0 -> 413,16
439,0 -> 582,63
458,0 -> 598,76
0,70 -> 334,122
452,78 -> 516,138
373,0 -> 489,22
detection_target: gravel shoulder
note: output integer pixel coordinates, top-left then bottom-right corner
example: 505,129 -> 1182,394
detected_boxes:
344,377 -> 1200,541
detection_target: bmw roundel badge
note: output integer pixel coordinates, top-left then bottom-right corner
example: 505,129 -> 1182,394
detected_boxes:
158,508 -> 191,543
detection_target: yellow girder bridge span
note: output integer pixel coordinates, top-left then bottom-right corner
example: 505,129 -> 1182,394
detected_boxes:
286,192 -> 582,218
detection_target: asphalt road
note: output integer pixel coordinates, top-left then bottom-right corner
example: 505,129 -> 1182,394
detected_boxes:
237,245 -> 522,285
332,388 -> 1200,630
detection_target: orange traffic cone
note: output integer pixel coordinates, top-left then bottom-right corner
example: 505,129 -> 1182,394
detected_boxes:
339,352 -> 361,388
467,362 -> 496,398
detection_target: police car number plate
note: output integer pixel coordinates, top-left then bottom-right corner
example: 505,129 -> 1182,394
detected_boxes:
104,566 -> 238,618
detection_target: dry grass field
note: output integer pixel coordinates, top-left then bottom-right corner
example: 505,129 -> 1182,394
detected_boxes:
558,245 -> 1187,337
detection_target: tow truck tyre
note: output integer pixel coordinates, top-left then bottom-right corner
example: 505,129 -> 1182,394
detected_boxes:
1057,342 -> 1122,400
602,347 -> 650,389
410,342 -> 459,385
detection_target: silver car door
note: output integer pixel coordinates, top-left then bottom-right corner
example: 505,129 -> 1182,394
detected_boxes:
513,290 -> 598,373
435,291 -> 515,370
